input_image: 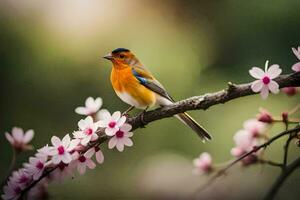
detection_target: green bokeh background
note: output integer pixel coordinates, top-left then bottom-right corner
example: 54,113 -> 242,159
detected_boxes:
0,0 -> 299,199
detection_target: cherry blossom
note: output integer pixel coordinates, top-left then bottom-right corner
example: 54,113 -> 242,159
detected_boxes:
73,116 -> 99,146
99,111 -> 126,136
292,46 -> 300,72
249,60 -> 282,99
243,119 -> 267,137
231,129 -> 259,165
75,97 -> 103,116
108,124 -> 133,152
193,152 -> 212,174
24,156 -> 48,180
5,127 -> 34,152
73,148 -> 96,175
48,134 -> 79,164
1,179 -> 22,200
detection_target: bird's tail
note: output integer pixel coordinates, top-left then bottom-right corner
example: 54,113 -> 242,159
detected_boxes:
175,113 -> 211,142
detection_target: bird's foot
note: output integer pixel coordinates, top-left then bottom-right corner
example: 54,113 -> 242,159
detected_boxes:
137,107 -> 148,128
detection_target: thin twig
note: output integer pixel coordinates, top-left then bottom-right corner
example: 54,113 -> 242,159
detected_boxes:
263,157 -> 300,200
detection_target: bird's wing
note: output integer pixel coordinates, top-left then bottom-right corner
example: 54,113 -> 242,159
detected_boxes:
131,67 -> 174,102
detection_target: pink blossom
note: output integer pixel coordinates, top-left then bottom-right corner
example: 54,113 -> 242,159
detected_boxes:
35,145 -> 51,159
231,129 -> 259,165
75,97 -> 103,116
281,87 -> 297,96
256,108 -> 273,123
73,148 -> 96,175
95,146 -> 104,164
249,60 -> 282,99
1,179 -> 22,200
243,119 -> 267,137
5,127 -> 34,152
108,124 -> 133,152
292,46 -> 300,72
193,152 -> 212,174
48,134 -> 79,164
24,156 -> 49,180
98,111 -> 126,136
73,116 -> 99,146
10,169 -> 31,189
50,163 -> 75,182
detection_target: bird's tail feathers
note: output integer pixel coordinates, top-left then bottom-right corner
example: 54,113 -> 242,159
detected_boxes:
175,113 -> 211,142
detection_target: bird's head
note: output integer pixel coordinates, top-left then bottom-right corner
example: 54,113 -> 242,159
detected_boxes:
103,48 -> 141,69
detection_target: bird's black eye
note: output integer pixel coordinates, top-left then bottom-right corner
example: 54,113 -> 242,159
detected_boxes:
119,54 -> 125,59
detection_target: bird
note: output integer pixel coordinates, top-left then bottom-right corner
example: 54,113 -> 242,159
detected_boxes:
102,48 -> 211,141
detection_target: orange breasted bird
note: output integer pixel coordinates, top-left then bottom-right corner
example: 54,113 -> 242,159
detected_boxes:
103,48 -> 211,141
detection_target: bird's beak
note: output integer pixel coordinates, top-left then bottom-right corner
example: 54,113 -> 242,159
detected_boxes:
102,53 -> 113,60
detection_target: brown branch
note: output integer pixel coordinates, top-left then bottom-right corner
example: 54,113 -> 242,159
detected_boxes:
263,157 -> 300,200
128,72 -> 300,129
18,72 -> 300,198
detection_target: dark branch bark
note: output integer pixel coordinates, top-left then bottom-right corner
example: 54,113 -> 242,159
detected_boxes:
263,157 -> 300,200
128,72 -> 300,130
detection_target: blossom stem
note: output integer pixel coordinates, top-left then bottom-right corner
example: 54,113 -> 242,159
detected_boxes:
288,101 -> 300,115
263,157 -> 300,200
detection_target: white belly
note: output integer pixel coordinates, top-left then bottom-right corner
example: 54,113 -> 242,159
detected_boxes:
116,91 -> 148,109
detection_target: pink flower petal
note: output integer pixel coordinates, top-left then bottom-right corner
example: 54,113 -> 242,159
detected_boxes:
123,138 -> 133,146
97,109 -> 111,121
266,64 -> 281,79
85,116 -> 93,126
80,136 -> 91,146
95,150 -> 104,164
112,111 -> 121,121
12,127 -> 24,142
75,107 -> 88,115
85,97 -> 94,108
78,119 -> 87,130
116,140 -> 125,152
105,127 -> 117,136
292,47 -> 300,60
51,136 -> 62,147
120,124 -> 132,132
268,81 -> 279,94
108,137 -> 117,149
61,153 -> 72,164
67,139 -> 80,151
98,120 -> 108,128
84,148 -> 95,158
249,67 -> 265,79
86,159 -> 96,169
77,164 -> 86,175
23,129 -> 34,143
251,80 -> 263,92
117,116 -> 126,126
125,132 -> 134,137
62,134 -> 71,147
52,155 -> 61,164
292,62 -> 300,72
5,132 -> 14,144
260,85 -> 269,99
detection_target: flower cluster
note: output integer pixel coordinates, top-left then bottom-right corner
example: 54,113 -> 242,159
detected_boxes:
230,119 -> 267,165
2,97 -> 134,200
249,47 -> 300,99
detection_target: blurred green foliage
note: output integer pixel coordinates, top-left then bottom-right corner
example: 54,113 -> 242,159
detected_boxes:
0,0 -> 299,199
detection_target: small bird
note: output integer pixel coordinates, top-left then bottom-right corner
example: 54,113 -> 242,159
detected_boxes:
103,48 -> 211,141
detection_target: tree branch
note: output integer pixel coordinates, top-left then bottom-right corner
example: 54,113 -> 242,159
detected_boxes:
18,72 -> 300,197
263,157 -> 300,200
128,72 -> 300,129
